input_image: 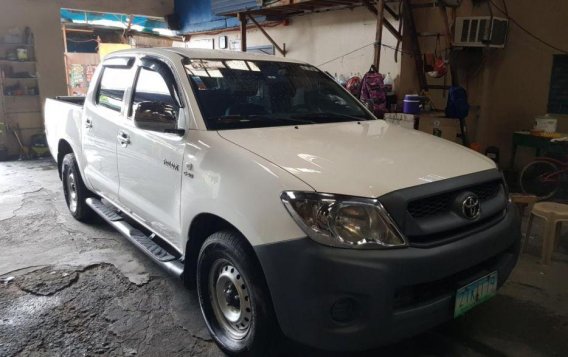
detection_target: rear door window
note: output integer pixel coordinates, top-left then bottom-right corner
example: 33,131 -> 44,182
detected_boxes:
96,67 -> 134,112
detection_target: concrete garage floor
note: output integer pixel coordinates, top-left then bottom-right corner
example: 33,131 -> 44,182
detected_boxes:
1,159 -> 567,357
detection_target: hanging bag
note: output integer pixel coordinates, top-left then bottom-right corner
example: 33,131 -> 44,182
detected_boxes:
346,76 -> 362,97
360,66 -> 387,118
445,86 -> 470,119
427,35 -> 448,78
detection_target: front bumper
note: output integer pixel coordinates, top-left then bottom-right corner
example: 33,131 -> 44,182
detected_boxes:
254,203 -> 521,351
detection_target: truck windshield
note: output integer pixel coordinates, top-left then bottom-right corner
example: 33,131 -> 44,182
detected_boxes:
184,58 -> 373,130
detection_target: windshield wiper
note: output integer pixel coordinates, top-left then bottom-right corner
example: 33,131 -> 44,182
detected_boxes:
291,112 -> 369,122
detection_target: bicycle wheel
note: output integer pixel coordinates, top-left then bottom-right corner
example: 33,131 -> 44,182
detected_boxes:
519,160 -> 560,199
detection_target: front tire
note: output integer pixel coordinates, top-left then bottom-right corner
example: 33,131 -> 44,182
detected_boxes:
61,153 -> 94,222
197,231 -> 276,356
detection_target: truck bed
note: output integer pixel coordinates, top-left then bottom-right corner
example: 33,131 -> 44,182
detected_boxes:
44,97 -> 85,163
54,96 -> 85,106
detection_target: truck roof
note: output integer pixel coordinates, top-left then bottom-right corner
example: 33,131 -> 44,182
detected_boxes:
105,47 -> 305,64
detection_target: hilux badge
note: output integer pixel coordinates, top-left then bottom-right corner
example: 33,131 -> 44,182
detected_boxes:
461,194 -> 481,220
163,159 -> 180,171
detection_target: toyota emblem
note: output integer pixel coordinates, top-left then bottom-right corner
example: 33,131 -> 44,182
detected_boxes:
461,194 -> 481,220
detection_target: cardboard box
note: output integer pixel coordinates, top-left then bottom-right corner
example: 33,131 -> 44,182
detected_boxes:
384,113 -> 417,130
418,114 -> 461,143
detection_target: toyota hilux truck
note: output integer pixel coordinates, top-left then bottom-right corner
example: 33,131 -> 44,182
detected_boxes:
45,48 -> 521,356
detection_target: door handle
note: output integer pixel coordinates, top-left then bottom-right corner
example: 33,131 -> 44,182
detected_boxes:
117,131 -> 130,146
85,118 -> 93,129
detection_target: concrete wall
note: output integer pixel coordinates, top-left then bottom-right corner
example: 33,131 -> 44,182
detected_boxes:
399,0 -> 568,169
186,6 -> 402,83
0,0 -> 172,156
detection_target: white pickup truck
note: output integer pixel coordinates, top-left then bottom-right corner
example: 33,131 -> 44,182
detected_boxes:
45,48 -> 521,356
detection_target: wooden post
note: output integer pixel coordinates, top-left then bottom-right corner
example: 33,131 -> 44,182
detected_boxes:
61,25 -> 71,96
124,14 -> 134,43
438,6 -> 453,49
182,34 -> 191,48
363,0 -> 401,42
62,24 -> 68,53
239,13 -> 247,52
373,0 -> 385,70
438,5 -> 459,86
402,0 -> 428,91
247,14 -> 287,56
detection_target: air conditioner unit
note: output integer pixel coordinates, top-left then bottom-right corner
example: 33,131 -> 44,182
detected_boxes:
454,16 -> 509,48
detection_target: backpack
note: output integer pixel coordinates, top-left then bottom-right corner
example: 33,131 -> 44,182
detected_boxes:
346,76 -> 362,97
445,86 -> 470,119
360,70 -> 387,118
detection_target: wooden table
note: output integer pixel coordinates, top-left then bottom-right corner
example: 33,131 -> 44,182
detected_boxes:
510,131 -> 568,169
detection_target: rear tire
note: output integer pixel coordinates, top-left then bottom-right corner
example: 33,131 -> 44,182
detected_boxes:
197,231 -> 276,356
519,160 -> 559,199
61,153 -> 94,222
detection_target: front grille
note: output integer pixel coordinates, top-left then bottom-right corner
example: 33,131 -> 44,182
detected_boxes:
471,180 -> 501,200
379,171 -> 508,247
407,180 -> 501,219
407,192 -> 453,218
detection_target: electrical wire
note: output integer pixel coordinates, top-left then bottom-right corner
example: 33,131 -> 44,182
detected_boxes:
317,41 -> 418,67
66,38 -> 99,43
383,43 -> 418,57
489,0 -> 568,54
316,42 -> 375,67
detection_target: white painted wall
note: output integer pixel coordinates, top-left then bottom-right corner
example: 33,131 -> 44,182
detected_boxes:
185,7 -> 402,82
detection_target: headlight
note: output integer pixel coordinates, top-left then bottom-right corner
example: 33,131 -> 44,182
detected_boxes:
281,191 -> 407,249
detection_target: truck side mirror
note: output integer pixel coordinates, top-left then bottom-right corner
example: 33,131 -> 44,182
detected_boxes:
133,101 -> 179,133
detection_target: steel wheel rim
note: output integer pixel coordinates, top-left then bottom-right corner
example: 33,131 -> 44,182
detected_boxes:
520,161 -> 559,198
67,172 -> 78,213
209,259 -> 252,340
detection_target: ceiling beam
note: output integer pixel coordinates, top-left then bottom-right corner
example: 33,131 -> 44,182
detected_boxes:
363,0 -> 402,41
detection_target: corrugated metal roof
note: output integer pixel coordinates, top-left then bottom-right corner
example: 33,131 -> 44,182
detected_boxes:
60,9 -> 175,37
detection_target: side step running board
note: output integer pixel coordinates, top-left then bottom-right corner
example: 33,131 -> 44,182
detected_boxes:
86,198 -> 184,278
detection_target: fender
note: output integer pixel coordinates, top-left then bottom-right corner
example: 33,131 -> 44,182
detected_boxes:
180,131 -> 312,252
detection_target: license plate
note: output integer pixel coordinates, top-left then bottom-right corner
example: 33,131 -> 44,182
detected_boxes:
454,271 -> 497,318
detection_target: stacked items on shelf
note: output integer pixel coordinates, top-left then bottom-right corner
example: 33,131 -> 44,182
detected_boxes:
2,80 -> 38,96
1,63 -> 39,97
0,26 -> 42,160
0,26 -> 38,97
0,27 -> 34,61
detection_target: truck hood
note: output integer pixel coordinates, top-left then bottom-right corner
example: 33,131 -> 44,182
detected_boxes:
218,120 -> 496,197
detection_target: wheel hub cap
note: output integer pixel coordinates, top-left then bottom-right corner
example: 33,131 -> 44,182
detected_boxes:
224,285 -> 240,309
209,261 -> 252,339
67,172 -> 78,212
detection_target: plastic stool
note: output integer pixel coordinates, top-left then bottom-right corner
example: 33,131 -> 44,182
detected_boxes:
510,193 -> 538,217
524,202 -> 568,265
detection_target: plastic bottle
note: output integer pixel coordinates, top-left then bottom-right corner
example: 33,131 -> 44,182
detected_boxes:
384,72 -> 394,95
338,74 -> 347,87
